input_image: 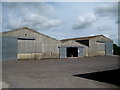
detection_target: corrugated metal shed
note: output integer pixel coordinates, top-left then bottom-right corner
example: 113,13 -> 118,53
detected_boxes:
2,27 -> 113,60
59,40 -> 88,58
61,35 -> 113,57
2,27 -> 60,60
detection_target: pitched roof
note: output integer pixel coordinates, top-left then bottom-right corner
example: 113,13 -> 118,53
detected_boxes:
2,27 -> 59,41
61,35 -> 112,41
2,27 -> 113,42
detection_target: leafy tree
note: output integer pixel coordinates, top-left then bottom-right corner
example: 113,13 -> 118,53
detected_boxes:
113,44 -> 120,55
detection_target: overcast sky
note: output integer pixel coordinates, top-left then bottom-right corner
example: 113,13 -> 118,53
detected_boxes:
2,2 -> 119,45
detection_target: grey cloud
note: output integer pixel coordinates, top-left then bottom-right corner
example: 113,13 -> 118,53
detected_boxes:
2,2 -> 61,31
116,20 -> 120,24
94,3 -> 118,17
94,3 -> 118,24
73,13 -> 96,29
97,26 -> 111,32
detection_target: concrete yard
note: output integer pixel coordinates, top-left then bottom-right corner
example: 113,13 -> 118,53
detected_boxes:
2,56 -> 120,88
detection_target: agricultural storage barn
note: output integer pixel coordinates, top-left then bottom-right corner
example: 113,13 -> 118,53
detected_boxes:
2,27 -> 113,60
59,40 -> 88,58
2,27 -> 60,60
61,35 -> 113,57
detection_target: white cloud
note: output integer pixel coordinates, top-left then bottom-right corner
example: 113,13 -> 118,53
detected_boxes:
95,3 -> 118,17
42,19 -> 61,28
2,2 -> 61,31
73,13 -> 96,29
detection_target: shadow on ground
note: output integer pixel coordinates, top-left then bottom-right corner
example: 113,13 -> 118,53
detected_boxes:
73,69 -> 120,86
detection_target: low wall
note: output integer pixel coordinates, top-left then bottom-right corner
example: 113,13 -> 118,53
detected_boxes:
96,51 -> 105,56
18,53 -> 59,60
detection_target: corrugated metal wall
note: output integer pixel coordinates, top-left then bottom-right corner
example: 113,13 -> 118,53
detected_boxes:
59,46 -> 84,58
89,38 -> 97,56
0,36 -> 2,60
105,42 -> 113,55
96,42 -> 105,56
89,36 -> 113,57
60,40 -> 88,57
2,28 -> 113,59
78,47 -> 84,57
2,37 -> 18,60
59,47 -> 67,58
3,29 -> 59,60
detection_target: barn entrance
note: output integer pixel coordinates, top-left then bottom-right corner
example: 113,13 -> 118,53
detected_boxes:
59,46 -> 84,58
67,47 -> 78,57
97,41 -> 113,56
17,37 -> 35,60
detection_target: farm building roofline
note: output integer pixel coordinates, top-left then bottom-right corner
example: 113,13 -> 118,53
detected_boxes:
61,35 -> 113,42
2,27 -> 59,41
2,27 -> 113,42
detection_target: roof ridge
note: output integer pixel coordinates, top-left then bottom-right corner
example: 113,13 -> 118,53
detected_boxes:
61,34 -> 112,41
2,27 -> 59,41
61,35 -> 104,41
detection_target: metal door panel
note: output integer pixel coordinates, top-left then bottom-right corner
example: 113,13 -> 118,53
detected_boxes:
105,42 -> 113,55
2,37 -> 18,60
78,47 -> 84,57
59,47 -> 66,58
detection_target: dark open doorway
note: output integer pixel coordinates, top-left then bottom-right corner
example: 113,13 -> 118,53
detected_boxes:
67,47 -> 78,57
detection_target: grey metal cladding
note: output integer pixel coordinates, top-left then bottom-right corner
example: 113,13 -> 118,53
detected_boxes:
59,47 -> 66,58
2,37 -> 18,60
0,37 -> 2,60
105,42 -> 113,55
78,47 -> 84,57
